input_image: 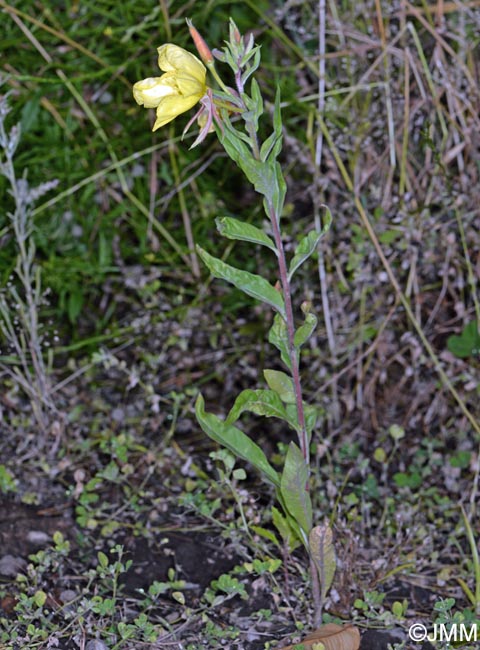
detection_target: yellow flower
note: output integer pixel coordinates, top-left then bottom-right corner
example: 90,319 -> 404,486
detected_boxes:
133,44 -> 207,131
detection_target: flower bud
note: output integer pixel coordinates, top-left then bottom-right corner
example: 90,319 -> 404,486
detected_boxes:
186,19 -> 214,64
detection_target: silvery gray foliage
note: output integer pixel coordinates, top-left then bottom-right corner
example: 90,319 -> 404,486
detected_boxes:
0,86 -> 59,436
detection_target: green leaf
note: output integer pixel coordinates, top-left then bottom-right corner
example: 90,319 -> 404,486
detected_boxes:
195,394 -> 280,488
286,402 -> 318,437
304,404 -> 319,435
288,209 -> 332,281
220,120 -> 272,195
273,87 -> 282,141
280,442 -> 312,535
268,313 -> 292,370
264,369 -> 296,403
271,506 -> 302,551
226,389 -> 298,431
447,321 -> 480,358
97,551 -> 109,568
260,131 -> 278,163
271,161 -> 287,221
250,77 -> 264,125
197,246 -> 285,317
215,217 -> 276,252
260,89 -> 283,163
33,590 -> 47,608
219,117 -> 285,219
251,524 -> 280,547
294,310 -> 318,349
309,523 -> 336,603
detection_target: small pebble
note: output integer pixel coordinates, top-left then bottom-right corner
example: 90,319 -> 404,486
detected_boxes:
85,641 -> 108,650
0,555 -> 27,577
26,530 -> 50,546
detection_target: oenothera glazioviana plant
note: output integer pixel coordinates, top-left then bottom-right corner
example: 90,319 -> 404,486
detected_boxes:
133,20 -> 334,625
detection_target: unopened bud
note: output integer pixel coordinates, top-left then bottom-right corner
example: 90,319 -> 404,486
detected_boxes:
229,19 -> 242,45
186,19 -> 214,64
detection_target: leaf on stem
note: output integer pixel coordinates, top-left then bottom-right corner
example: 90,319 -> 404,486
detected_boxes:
264,368 -> 296,404
309,522 -> 336,604
271,505 -> 302,551
272,161 -> 287,220
261,88 -> 284,163
215,217 -> 277,252
268,313 -> 292,371
226,389 -> 298,431
197,246 -> 285,317
288,208 -> 332,281
280,442 -> 312,536
294,310 -> 318,349
220,118 -> 282,208
195,394 -> 281,488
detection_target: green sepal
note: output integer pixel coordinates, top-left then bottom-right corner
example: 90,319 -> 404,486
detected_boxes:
215,217 -> 276,252
197,245 -> 285,317
280,442 -> 313,537
195,394 -> 281,488
288,208 -> 332,280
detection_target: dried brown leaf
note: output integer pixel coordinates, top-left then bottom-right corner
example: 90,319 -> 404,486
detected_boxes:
278,623 -> 361,650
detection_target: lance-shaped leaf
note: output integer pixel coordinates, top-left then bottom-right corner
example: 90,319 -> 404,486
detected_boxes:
294,310 -> 318,349
264,369 -> 296,404
309,523 -> 336,604
288,208 -> 332,281
271,506 -> 302,552
272,160 -> 287,221
196,394 -> 280,488
285,402 -> 318,440
260,88 -> 284,163
268,313 -> 292,371
226,389 -> 298,430
304,403 -> 319,435
215,217 -> 277,253
280,442 -> 312,536
197,246 -> 285,317
220,119 -> 277,203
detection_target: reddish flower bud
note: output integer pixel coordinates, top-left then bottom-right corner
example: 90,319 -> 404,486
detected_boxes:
186,19 -> 214,65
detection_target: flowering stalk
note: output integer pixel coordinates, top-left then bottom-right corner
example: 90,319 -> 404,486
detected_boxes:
132,18 -> 334,627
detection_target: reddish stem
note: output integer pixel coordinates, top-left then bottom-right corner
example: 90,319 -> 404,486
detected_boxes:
267,200 -> 309,465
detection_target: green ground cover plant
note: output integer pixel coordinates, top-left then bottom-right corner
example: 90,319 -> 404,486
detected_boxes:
0,1 -> 479,649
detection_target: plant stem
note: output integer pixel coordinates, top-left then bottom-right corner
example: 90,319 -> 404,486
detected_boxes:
241,112 -> 308,462
267,199 -> 309,466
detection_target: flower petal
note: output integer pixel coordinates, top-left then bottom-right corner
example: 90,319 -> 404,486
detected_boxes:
153,93 -> 204,131
157,44 -> 206,84
174,73 -> 205,98
133,76 -> 177,108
